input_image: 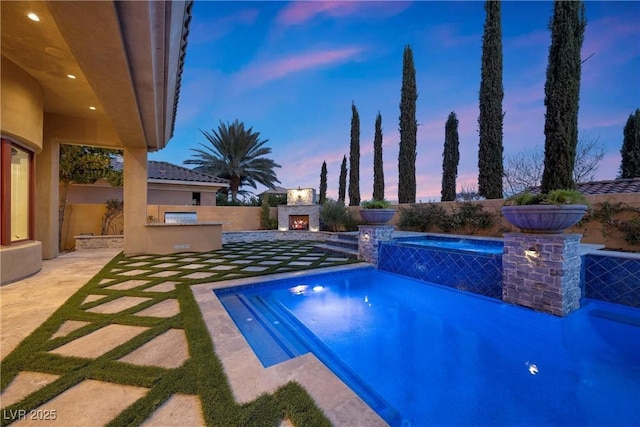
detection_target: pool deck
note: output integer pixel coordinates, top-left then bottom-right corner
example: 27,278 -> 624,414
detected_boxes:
1,247 -> 386,426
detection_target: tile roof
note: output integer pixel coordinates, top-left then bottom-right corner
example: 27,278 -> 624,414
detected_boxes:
112,159 -> 229,185
526,178 -> 640,195
258,186 -> 288,196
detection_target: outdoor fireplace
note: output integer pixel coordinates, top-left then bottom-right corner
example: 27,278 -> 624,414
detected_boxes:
289,215 -> 309,230
277,188 -> 320,232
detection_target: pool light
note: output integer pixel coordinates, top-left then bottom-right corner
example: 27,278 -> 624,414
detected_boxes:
312,285 -> 324,292
526,361 -> 539,375
289,285 -> 308,295
525,246 -> 539,261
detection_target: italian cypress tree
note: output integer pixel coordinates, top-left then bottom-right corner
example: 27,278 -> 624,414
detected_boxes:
349,102 -> 361,206
319,161 -> 328,204
338,155 -> 347,202
441,112 -> 460,202
540,0 -> 586,193
619,109 -> 640,178
398,45 -> 418,203
478,0 -> 504,199
373,112 -> 385,200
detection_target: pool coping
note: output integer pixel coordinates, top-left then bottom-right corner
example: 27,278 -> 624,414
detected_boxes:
191,262 -> 388,427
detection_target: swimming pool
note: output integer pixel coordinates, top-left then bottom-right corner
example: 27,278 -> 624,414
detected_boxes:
216,267 -> 640,426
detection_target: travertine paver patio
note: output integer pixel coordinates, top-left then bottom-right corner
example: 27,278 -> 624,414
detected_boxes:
0,241 -> 386,426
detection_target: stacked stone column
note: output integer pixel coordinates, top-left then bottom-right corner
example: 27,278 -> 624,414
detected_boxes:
502,233 -> 582,317
358,225 -> 394,266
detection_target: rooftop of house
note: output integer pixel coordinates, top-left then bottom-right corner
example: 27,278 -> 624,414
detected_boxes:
526,177 -> 640,195
112,159 -> 229,185
258,186 -> 288,196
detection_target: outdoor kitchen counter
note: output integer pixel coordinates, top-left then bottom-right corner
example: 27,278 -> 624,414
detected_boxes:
145,222 -> 223,254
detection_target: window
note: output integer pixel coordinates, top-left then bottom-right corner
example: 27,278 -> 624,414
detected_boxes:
1,138 -> 34,245
192,192 -> 201,206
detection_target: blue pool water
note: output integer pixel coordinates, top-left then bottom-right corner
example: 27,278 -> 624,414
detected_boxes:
394,235 -> 504,254
216,267 -> 640,426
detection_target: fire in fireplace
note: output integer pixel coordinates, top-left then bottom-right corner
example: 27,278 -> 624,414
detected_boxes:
289,215 -> 309,230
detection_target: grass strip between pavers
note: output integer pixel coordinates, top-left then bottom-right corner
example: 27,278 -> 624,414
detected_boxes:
1,241 -> 355,426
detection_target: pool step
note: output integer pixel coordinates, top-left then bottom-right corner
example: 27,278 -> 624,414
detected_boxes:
314,234 -> 359,259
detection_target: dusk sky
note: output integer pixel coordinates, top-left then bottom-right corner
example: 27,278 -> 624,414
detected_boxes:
149,1 -> 640,202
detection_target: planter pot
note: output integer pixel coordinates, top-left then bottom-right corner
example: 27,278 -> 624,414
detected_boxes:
359,209 -> 395,225
502,205 -> 588,234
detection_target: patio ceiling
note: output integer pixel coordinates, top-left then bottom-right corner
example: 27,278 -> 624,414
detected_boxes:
1,0 -> 192,151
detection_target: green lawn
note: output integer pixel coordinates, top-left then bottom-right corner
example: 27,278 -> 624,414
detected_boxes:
1,241 -> 358,427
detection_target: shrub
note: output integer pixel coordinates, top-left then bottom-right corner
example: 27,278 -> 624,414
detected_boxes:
398,202 -> 496,234
505,189 -> 587,206
320,199 -> 350,232
260,199 -> 277,230
619,216 -> 640,245
441,202 -> 495,234
397,203 -> 446,231
101,198 -> 123,235
361,199 -> 391,209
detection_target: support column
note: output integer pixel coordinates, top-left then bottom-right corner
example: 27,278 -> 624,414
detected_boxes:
35,133 -> 59,259
123,147 -> 148,255
358,225 -> 393,266
502,233 -> 582,317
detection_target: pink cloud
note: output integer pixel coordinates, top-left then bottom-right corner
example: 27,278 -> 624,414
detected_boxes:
583,15 -> 640,58
234,47 -> 363,88
581,14 -> 640,85
277,1 -> 359,26
597,152 -> 621,181
276,1 -> 411,28
579,113 -> 628,131
424,24 -> 481,48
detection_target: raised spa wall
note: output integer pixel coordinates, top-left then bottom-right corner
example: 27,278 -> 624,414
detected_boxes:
372,233 -> 640,314
378,236 -> 503,300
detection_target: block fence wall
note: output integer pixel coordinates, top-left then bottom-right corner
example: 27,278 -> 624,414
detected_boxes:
62,193 -> 640,251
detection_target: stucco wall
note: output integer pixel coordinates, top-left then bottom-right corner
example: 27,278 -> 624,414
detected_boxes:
147,189 -> 217,206
385,193 -> 640,252
62,204 -> 266,250
61,204 -> 122,251
1,56 -> 44,152
66,183 -> 219,206
147,205 -> 265,231
62,193 -> 640,252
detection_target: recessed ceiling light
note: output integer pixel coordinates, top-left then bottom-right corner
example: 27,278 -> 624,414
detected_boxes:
89,106 -> 96,110
67,74 -> 76,79
27,13 -> 40,22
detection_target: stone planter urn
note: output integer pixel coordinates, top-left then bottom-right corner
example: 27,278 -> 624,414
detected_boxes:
359,209 -> 395,225
502,205 -> 588,234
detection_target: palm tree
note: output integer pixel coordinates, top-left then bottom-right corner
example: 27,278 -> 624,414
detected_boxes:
185,120 -> 281,202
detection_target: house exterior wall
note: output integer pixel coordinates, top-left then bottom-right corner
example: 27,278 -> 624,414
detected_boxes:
66,183 -> 220,206
147,188 -> 217,206
0,57 -> 44,284
1,57 -> 44,152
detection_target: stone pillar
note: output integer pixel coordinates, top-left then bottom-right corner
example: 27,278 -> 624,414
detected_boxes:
123,147 -> 148,255
502,233 -> 582,317
358,225 -> 393,266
